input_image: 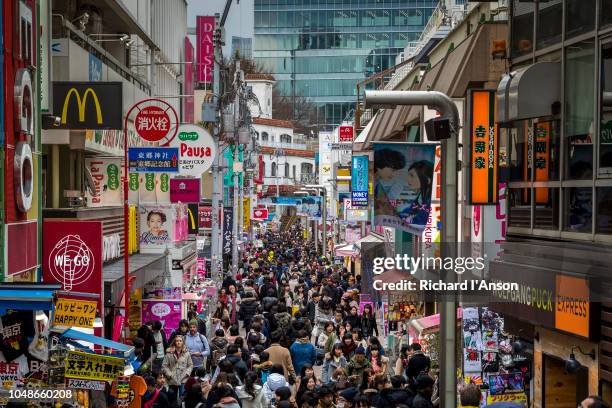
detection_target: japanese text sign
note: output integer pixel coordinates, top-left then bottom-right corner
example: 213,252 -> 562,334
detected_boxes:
64,351 -> 124,382
53,298 -> 98,328
128,147 -> 179,173
339,126 -> 354,142
223,207 -> 234,256
0,362 -> 19,389
351,155 -> 369,207
534,122 -> 550,203
470,90 -> 498,204
199,205 -> 212,229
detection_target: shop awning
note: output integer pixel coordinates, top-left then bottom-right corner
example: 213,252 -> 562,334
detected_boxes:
61,328 -> 134,357
0,284 -> 62,313
410,308 -> 463,335
335,243 -> 359,257
104,253 -> 166,306
354,233 -> 384,250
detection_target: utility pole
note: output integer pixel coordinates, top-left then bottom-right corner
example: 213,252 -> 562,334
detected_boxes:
231,60 -> 242,276
364,90 -> 459,408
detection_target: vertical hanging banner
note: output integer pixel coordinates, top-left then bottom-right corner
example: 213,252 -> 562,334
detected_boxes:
196,16 -> 215,83
469,90 -> 498,204
534,122 -> 550,203
351,155 -> 369,207
222,207 -> 234,256
243,198 -> 251,231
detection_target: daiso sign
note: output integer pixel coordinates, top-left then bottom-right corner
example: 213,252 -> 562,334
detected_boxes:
170,124 -> 217,176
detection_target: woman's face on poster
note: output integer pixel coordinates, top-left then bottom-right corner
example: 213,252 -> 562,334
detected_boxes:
406,168 -> 421,191
148,213 -> 163,235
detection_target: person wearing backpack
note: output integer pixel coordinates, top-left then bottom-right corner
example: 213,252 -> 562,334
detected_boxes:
185,321 -> 211,373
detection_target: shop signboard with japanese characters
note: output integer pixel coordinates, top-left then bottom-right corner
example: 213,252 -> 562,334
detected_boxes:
534,122 -> 551,203
141,300 -> 182,338
223,207 -> 234,256
351,155 -> 369,207
469,90 -> 498,204
199,205 -> 212,229
52,298 -> 97,329
64,351 -> 124,382
168,124 -> 217,176
128,147 -> 179,173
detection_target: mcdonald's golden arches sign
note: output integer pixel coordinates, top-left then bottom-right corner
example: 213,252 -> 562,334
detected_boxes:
51,82 -> 123,129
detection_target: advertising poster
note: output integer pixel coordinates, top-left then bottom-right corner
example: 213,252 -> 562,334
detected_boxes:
43,221 -> 103,332
141,300 -> 182,338
64,351 -> 123,382
351,155 -> 369,207
85,158 -> 122,207
422,145 -> 441,258
130,172 -> 171,204
223,207 -> 234,256
139,204 -> 187,250
373,143 -> 436,234
170,178 -> 200,203
297,196 -> 322,220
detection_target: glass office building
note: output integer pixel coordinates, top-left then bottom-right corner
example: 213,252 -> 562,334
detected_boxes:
253,0 -> 438,127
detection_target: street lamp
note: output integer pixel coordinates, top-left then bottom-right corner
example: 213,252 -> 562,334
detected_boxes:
364,90 -> 459,408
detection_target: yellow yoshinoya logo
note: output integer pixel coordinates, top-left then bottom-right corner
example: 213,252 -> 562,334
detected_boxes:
61,87 -> 103,125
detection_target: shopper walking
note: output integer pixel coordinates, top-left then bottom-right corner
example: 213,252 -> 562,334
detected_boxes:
161,335 -> 193,399
185,321 -> 211,372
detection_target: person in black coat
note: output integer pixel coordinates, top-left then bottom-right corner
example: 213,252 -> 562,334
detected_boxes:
305,292 -> 320,323
143,375 -> 170,408
406,343 -> 431,385
344,306 -> 362,332
224,344 -> 248,383
412,374 -> 435,408
238,292 -> 259,332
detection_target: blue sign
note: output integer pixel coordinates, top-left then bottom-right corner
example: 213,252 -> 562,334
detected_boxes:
128,147 -> 179,172
351,155 -> 369,207
89,53 -> 102,81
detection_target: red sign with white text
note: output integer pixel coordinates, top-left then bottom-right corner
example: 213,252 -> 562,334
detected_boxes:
43,221 -> 103,329
196,16 -> 215,83
339,126 -> 354,142
135,106 -> 171,142
199,205 -> 213,229
252,208 -> 269,220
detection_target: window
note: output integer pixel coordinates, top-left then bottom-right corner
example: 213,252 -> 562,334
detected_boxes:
301,162 -> 313,174
600,43 -> 612,172
293,165 -> 296,179
566,0 -> 595,39
271,162 -> 277,176
254,131 -> 260,140
508,188 -> 531,228
602,0 -> 612,27
597,187 -> 612,233
565,187 -> 592,232
280,134 -> 292,144
262,162 -> 266,177
19,1 -> 33,65
508,121 -> 530,182
284,163 -> 289,177
511,0 -> 534,57
565,40 -> 595,180
534,188 -> 560,230
261,132 -> 269,141
536,0 -> 562,49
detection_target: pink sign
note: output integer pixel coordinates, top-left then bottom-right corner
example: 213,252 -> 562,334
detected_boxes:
196,16 -> 215,83
142,300 -> 182,338
170,178 -> 200,203
183,37 -> 194,123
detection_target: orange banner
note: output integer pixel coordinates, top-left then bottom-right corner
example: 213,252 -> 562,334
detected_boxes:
470,91 -> 498,204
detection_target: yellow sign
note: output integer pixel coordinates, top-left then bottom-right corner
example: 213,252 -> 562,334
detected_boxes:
65,351 -> 124,382
61,88 -> 103,125
53,298 -> 98,328
243,198 -> 251,231
486,393 -> 527,405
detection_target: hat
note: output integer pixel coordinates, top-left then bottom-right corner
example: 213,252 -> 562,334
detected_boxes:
355,346 -> 366,355
416,374 -> 435,389
339,387 -> 359,402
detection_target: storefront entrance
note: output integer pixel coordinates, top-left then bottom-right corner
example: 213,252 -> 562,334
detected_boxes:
543,354 -> 588,407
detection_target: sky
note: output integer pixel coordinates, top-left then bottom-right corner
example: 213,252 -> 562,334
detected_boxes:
187,0 -> 254,57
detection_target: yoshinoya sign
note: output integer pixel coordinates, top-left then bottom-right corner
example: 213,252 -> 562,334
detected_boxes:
52,82 -> 123,129
169,124 -> 217,176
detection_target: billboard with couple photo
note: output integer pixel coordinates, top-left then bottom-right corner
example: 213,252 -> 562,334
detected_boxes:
374,143 -> 436,234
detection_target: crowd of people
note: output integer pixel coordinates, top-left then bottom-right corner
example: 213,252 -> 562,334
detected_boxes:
126,226 -> 610,408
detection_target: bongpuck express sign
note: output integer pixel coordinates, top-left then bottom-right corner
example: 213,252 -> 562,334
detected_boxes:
169,124 -> 216,176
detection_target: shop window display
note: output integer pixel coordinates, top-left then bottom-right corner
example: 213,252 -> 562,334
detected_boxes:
600,43 -> 612,172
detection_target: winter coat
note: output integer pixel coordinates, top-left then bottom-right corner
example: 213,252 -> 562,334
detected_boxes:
406,352 -> 431,381
225,354 -> 248,382
314,305 -> 334,327
372,387 -> 415,408
305,301 -> 317,323
265,343 -> 296,380
412,392 -> 435,408
346,356 -> 371,388
370,355 -> 390,376
321,355 -> 347,384
238,299 -> 259,329
236,384 -> 268,408
261,373 -> 289,402
253,361 -> 273,384
273,312 -> 292,333
289,339 -> 316,375
161,348 -> 193,386
361,315 -> 379,338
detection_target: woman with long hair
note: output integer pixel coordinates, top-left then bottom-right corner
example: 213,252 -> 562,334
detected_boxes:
295,375 -> 317,406
322,343 -> 348,385
351,328 -> 368,350
368,344 -> 389,377
236,371 -> 267,408
161,335 -> 193,400
344,306 -> 361,333
361,304 -> 379,339
317,322 -> 337,354
340,333 -> 357,360
228,285 -> 241,325
394,343 -> 411,376
212,301 -> 230,331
